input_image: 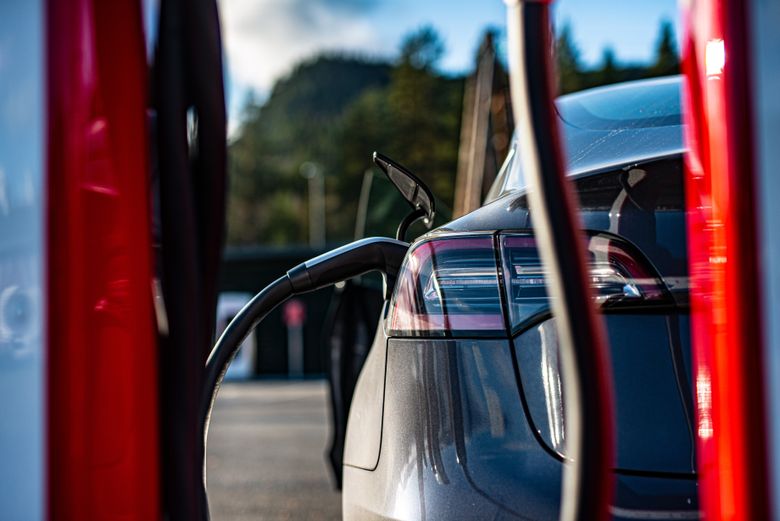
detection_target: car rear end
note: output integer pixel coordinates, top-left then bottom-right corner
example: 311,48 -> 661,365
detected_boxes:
342,77 -> 699,520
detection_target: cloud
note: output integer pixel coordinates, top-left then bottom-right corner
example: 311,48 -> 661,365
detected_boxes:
219,0 -> 385,96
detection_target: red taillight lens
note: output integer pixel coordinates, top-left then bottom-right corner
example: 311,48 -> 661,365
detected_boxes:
387,236 -> 505,337
387,232 -> 670,338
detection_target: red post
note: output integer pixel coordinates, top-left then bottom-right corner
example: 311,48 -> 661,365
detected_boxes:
47,0 -> 160,518
681,0 -> 771,518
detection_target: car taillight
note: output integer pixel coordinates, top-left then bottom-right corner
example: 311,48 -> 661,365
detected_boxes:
500,233 -> 669,333
387,232 -> 669,338
388,236 -> 505,337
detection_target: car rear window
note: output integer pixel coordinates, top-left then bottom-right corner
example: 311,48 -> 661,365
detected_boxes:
557,77 -> 681,131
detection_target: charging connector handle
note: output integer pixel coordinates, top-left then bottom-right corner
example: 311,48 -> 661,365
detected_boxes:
286,237 -> 408,296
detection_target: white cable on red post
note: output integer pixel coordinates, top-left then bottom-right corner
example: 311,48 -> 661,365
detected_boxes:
504,1 -> 615,520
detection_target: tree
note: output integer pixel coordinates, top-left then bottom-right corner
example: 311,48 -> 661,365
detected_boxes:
225,56 -> 392,245
650,20 -> 679,76
556,23 -> 584,94
399,26 -> 445,71
225,30 -> 464,246
595,47 -> 621,85
384,27 -> 462,205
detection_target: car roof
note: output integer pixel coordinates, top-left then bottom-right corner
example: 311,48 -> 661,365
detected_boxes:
488,76 -> 684,200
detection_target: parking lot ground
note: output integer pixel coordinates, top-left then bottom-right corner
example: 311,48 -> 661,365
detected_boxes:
207,379 -> 342,520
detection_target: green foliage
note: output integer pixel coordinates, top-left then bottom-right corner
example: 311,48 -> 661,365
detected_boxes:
399,26 -> 445,71
556,23 -> 584,94
595,47 -> 620,85
555,21 -> 681,95
227,28 -> 462,246
650,20 -> 679,76
226,55 -> 393,245
386,26 -> 462,205
228,21 -> 681,246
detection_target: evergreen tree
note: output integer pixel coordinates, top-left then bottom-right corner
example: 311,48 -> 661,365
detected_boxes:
224,20 -> 684,247
650,20 -> 679,76
225,28 -> 463,246
596,47 -> 621,85
387,26 -> 462,205
225,56 -> 392,245
556,23 -> 584,94
399,26 -> 445,71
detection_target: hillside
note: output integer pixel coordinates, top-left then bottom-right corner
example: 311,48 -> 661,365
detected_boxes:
227,30 -> 464,246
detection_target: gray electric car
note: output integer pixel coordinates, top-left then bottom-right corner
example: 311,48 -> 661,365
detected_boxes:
341,76 -> 698,520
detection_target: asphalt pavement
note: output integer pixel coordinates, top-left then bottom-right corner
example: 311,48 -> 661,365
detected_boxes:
207,380 -> 342,520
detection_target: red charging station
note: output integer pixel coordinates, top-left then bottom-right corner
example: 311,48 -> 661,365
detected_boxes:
682,0 -> 779,518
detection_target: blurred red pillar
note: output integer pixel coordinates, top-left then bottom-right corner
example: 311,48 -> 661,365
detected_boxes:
47,0 -> 160,518
681,0 -> 771,519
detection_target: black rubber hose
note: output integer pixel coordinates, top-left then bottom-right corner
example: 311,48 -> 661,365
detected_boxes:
200,275 -> 294,444
153,0 -> 226,517
396,208 -> 427,241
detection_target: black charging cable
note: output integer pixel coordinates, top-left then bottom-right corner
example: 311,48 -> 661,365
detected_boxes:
198,237 -> 408,518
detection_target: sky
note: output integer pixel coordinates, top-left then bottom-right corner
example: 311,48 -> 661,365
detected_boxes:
217,0 -> 681,134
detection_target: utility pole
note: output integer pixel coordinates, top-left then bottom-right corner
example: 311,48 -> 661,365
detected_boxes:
453,31 -> 513,218
354,169 -> 374,240
300,162 -> 326,249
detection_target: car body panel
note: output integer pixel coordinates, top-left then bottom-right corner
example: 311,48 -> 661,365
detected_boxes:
344,312 -> 389,470
344,339 -> 562,520
344,336 -> 699,520
515,314 -> 695,474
